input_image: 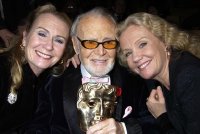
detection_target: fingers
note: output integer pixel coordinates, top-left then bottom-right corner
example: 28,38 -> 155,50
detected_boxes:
87,120 -> 107,134
74,54 -> 80,65
148,89 -> 158,102
66,60 -> 70,67
87,118 -> 123,134
146,86 -> 167,118
71,58 -> 78,68
66,54 -> 80,68
148,86 -> 164,102
156,86 -> 164,98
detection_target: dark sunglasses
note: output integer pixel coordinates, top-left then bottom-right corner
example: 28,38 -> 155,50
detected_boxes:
77,36 -> 118,49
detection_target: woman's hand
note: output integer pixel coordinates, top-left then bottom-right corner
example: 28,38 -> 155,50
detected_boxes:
146,86 -> 167,118
66,54 -> 80,68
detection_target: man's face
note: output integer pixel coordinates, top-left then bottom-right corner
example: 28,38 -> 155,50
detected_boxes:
77,83 -> 117,131
73,16 -> 116,77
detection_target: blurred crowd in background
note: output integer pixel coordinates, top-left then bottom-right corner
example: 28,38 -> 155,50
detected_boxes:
0,0 -> 199,47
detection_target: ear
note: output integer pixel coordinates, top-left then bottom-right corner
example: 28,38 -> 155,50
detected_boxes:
164,45 -> 171,56
72,36 -> 80,54
22,31 -> 27,46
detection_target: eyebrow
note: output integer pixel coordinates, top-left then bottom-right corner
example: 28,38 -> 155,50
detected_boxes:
81,37 -> 116,42
37,27 -> 67,40
135,37 -> 147,44
121,48 -> 132,52
103,37 -> 116,41
36,27 -> 48,33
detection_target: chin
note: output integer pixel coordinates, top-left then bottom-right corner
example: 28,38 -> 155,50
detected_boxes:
36,64 -> 51,70
90,70 -> 108,77
142,76 -> 151,79
86,62 -> 114,76
141,73 -> 154,79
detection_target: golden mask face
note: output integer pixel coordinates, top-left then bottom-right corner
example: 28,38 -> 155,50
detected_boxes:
77,83 -> 117,131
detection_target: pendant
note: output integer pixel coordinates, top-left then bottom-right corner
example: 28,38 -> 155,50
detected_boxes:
7,92 -> 17,104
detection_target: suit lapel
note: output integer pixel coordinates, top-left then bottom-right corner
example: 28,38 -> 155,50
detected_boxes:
110,63 -> 123,121
62,66 -> 83,133
63,64 -> 124,131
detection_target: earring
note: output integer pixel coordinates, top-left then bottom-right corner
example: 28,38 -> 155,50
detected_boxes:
59,59 -> 64,64
20,43 -> 25,50
7,90 -> 17,104
165,47 -> 171,56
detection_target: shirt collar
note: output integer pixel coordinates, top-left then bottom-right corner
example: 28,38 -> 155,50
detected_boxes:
80,64 -> 91,78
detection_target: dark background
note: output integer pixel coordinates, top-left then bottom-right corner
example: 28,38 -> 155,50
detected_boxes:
1,0 -> 200,33
58,0 -> 200,30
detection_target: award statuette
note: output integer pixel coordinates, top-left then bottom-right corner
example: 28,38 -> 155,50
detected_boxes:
77,82 -> 120,132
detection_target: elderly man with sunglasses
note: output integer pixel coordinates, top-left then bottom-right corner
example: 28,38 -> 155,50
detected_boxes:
27,7 -> 159,134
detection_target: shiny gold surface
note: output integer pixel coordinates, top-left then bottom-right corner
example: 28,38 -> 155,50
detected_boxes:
77,82 -> 117,131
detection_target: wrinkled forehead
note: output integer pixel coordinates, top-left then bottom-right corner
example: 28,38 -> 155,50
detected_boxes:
77,16 -> 116,39
80,85 -> 115,100
78,83 -> 116,101
83,88 -> 114,98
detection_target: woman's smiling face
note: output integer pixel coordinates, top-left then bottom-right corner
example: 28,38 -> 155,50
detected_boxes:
23,13 -> 69,76
119,25 -> 169,80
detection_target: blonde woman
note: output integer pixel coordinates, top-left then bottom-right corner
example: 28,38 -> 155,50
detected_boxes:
117,12 -> 200,134
0,4 -> 71,133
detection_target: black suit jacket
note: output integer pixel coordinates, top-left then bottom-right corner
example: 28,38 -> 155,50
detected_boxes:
0,53 -> 40,134
156,51 -> 200,134
62,63 -> 145,134
26,62 -> 158,134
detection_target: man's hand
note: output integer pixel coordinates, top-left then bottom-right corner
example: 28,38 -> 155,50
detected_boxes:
0,29 -> 15,47
87,118 -> 125,134
146,86 -> 167,118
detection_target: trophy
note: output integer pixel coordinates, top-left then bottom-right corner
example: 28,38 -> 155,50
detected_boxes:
77,82 -> 121,132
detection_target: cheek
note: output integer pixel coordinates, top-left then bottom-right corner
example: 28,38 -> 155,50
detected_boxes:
24,44 -> 33,59
108,50 -> 116,58
26,34 -> 39,46
80,49 -> 92,60
126,57 -> 133,67
54,46 -> 65,58
127,58 -> 137,72
24,38 -> 39,56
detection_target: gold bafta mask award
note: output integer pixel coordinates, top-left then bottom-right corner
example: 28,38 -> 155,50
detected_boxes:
77,82 -> 121,132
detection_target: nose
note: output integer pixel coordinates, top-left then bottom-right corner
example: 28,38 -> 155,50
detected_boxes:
94,44 -> 106,56
96,100 -> 103,116
44,39 -> 53,50
132,51 -> 142,63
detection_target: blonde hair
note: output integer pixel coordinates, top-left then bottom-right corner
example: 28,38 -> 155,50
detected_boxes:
117,12 -> 200,67
0,3 -> 72,95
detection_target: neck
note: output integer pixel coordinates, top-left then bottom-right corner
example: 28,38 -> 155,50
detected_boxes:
28,64 -> 43,77
80,64 -> 92,77
155,59 -> 170,90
